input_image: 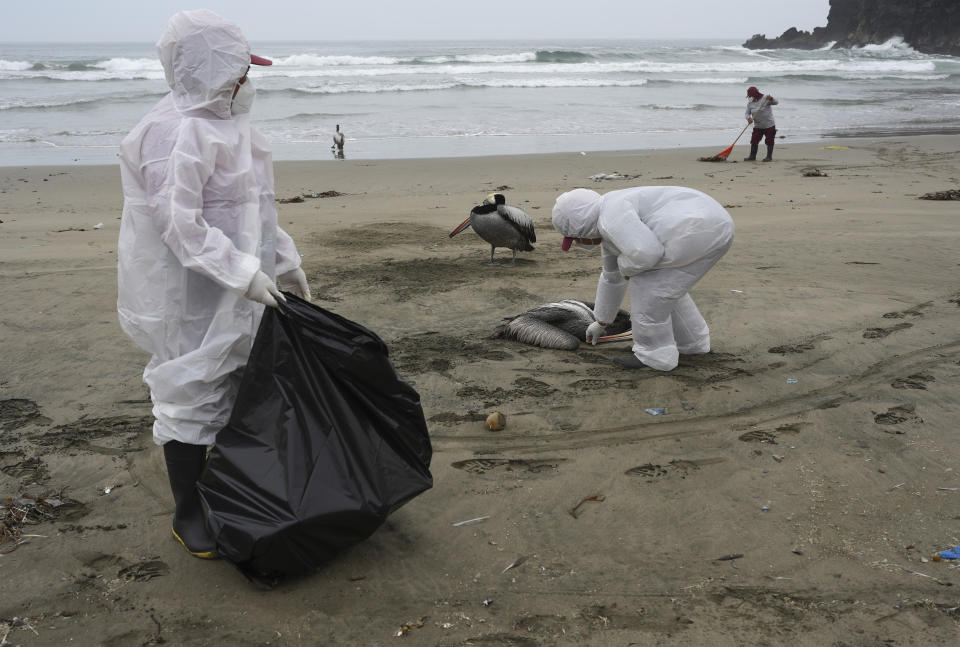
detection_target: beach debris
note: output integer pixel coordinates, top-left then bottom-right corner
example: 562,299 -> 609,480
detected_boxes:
569,494 -> 605,519
589,172 -> 640,181
786,378 -> 798,384
485,412 -> 506,431
279,190 -> 344,203
645,408 -> 667,416
821,145 -> 851,151
1,487 -> 76,554
772,455 -> 784,462
93,222 -> 104,229
482,598 -> 494,607
938,546 -> 960,560
716,553 -> 744,561
97,483 -> 123,496
697,155 -> 728,162
502,555 -> 528,573
887,482 -> 906,492
888,562 -> 953,587
2,616 -> 39,639
495,185 -> 513,191
452,515 -> 490,527
395,615 -> 427,638
792,549 -> 804,555
761,505 -> 770,511
937,487 -> 959,492
919,189 -> 960,201
802,169 -> 828,177
730,289 -> 744,294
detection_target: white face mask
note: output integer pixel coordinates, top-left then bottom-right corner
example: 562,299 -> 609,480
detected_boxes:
231,78 -> 256,116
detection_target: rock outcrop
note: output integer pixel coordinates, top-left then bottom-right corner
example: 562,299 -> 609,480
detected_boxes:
743,0 -> 960,56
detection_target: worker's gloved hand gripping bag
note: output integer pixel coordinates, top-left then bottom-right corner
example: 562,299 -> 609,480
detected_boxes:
197,294 -> 433,581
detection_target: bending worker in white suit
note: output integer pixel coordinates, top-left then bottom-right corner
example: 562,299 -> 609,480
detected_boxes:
552,186 -> 734,371
117,10 -> 310,559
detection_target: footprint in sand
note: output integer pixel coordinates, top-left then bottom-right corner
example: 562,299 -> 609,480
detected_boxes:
891,374 -> 935,390
451,458 -> 567,475
768,336 -> 830,354
863,323 -> 913,339
0,398 -> 51,432
873,403 -> 922,432
738,422 -> 805,445
0,453 -> 48,483
625,458 -> 725,482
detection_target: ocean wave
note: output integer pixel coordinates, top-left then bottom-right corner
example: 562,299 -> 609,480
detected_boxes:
856,37 -> 915,53
535,50 -> 595,63
0,129 -> 39,143
273,54 -> 404,66
0,59 -> 32,71
293,82 -> 459,94
95,57 -> 163,72
0,92 -> 165,111
647,103 -> 713,110
289,77 -> 650,94
651,77 -> 747,85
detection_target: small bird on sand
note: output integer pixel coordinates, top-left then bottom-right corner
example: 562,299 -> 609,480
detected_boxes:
449,193 -> 535,265
492,299 -> 631,350
332,124 -> 345,155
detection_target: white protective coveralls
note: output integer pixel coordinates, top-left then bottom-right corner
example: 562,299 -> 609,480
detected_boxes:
552,187 -> 734,371
117,10 -> 302,446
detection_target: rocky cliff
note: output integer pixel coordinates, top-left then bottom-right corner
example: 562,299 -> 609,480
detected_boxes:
743,0 -> 960,56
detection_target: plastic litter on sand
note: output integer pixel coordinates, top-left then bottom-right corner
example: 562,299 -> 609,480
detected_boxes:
645,408 -> 667,416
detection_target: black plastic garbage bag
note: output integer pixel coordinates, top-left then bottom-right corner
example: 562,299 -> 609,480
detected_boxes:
197,294 -> 433,579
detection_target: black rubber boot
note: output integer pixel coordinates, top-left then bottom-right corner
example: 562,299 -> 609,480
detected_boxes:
613,354 -> 647,370
762,144 -> 774,162
163,440 -> 217,559
744,143 -> 758,161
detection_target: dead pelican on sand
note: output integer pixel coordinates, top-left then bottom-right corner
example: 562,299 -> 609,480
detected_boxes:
449,193 -> 535,265
492,299 -> 631,350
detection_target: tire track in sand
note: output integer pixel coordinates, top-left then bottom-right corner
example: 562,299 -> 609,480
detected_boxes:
430,340 -> 960,453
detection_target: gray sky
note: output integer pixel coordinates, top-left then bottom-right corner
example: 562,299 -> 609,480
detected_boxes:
2,1 -> 831,42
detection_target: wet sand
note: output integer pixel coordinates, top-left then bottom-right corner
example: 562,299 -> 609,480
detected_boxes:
2,135 -> 960,645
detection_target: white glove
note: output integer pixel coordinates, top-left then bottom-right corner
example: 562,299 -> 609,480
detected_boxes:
585,321 -> 607,345
244,270 -> 285,308
277,267 -> 311,301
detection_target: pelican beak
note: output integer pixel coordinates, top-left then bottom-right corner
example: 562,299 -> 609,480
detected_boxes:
449,216 -> 472,237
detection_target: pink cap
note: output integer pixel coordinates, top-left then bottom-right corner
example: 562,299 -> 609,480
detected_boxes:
561,236 -> 574,252
250,54 -> 273,66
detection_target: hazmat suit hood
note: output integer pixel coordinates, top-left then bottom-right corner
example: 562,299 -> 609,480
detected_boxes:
157,9 -> 252,120
552,189 -> 603,240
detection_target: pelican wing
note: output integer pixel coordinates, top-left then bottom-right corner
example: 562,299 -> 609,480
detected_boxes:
497,205 -> 536,243
504,315 -> 580,350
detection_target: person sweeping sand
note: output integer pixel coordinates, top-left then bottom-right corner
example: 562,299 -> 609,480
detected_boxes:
744,86 -> 778,162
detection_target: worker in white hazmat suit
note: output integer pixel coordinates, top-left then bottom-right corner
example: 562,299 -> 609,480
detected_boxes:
552,187 -> 734,371
117,10 -> 310,559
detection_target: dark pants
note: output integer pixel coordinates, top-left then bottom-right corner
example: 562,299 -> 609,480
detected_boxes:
750,126 -> 777,146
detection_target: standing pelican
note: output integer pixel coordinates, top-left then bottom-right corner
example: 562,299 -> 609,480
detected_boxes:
449,193 -> 535,265
332,124 -> 345,155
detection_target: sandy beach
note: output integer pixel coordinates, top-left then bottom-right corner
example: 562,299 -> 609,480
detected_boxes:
2,135 -> 960,645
